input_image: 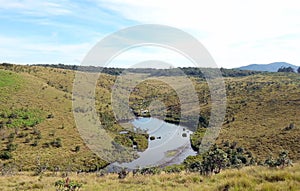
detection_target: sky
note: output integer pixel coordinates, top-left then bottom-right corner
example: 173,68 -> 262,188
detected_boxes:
0,0 -> 299,68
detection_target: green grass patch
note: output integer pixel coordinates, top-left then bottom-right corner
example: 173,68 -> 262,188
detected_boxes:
0,70 -> 22,101
0,108 -> 44,128
0,70 -> 19,87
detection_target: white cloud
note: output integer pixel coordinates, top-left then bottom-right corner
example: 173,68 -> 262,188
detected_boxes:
0,35 -> 94,64
1,0 -> 299,68
97,0 -> 300,67
0,0 -> 72,16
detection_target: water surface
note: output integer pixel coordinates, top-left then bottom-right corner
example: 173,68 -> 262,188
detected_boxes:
119,117 -> 197,169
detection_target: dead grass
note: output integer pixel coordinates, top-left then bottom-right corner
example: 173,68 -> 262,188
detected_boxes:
0,163 -> 299,191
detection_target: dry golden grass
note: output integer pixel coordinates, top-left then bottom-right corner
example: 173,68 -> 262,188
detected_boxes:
0,64 -> 299,171
0,67 -> 106,171
0,163 -> 299,191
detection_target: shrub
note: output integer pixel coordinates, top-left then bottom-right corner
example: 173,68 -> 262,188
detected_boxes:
6,143 -> 17,151
275,151 -> 292,168
236,147 -> 244,153
50,138 -> 62,148
284,123 -> 295,131
139,166 -> 161,175
164,164 -> 184,173
264,151 -> 291,168
0,151 -> 12,160
31,140 -> 38,147
74,146 -> 80,152
55,178 -> 83,191
47,114 -> 54,119
185,160 -> 202,172
118,169 -> 129,179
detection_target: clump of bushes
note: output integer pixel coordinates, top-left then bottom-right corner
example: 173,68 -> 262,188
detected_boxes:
164,164 -> 185,173
184,142 -> 256,175
55,177 -> 83,191
132,166 -> 162,176
264,151 -> 292,168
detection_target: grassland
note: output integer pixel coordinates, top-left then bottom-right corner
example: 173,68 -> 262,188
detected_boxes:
116,72 -> 300,161
0,65 -> 107,171
0,64 -> 299,190
0,163 -> 299,191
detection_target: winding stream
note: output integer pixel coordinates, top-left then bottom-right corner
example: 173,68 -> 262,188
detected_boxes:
117,117 -> 197,169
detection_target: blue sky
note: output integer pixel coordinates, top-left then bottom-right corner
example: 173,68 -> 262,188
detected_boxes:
0,0 -> 300,68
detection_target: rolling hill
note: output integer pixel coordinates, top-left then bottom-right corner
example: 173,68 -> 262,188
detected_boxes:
0,63 -> 299,173
238,62 -> 299,72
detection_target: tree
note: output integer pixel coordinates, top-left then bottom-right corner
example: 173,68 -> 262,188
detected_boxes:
298,67 -> 300,73
201,146 -> 228,175
277,66 -> 295,73
118,168 -> 129,179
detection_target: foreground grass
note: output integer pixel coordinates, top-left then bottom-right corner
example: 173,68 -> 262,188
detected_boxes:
0,163 -> 299,191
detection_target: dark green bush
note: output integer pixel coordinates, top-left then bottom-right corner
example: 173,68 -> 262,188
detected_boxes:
0,151 -> 12,160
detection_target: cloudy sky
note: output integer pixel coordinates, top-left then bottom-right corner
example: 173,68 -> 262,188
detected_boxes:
0,0 -> 299,68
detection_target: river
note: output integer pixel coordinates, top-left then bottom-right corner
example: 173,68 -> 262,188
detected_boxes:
115,117 -> 197,169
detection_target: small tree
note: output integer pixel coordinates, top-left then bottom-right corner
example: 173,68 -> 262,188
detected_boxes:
118,168 -> 129,179
201,146 -> 228,175
276,151 -> 292,168
264,155 -> 276,167
297,67 -> 300,73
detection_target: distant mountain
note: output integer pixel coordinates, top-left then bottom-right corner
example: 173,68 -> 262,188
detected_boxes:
237,62 -> 299,72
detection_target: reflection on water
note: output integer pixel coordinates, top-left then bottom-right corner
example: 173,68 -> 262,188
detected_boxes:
117,117 -> 197,169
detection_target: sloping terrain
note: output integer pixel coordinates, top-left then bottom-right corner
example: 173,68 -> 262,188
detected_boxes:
0,64 -> 299,172
0,66 -> 106,171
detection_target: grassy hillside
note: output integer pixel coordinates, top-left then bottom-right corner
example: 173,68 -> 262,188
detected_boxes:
0,67 -> 107,172
218,73 -> 300,161
114,71 -> 300,161
0,64 -> 299,172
